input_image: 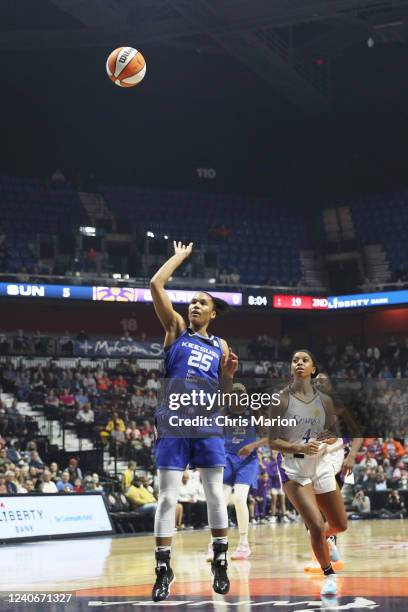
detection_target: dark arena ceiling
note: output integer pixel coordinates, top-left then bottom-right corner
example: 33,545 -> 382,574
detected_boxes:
3,0 -> 408,195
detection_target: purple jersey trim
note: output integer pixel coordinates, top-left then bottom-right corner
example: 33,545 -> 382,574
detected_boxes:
277,452 -> 289,484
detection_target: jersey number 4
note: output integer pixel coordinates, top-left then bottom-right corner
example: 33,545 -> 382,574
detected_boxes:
302,429 -> 311,444
187,349 -> 213,372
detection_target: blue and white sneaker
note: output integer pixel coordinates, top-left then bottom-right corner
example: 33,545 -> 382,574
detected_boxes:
321,594 -> 339,608
328,536 -> 340,562
320,573 -> 338,596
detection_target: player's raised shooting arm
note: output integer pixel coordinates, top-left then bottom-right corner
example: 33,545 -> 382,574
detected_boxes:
150,241 -> 191,340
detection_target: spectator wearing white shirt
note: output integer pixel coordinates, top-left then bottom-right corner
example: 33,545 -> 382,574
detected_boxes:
359,450 -> 378,470
178,470 -> 205,528
350,490 -> 371,518
144,389 -> 158,413
130,389 -> 145,412
41,471 -> 58,493
83,373 -> 97,393
76,403 -> 95,439
146,372 -> 160,391
77,403 -> 95,424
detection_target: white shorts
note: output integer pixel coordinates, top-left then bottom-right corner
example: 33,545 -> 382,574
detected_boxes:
278,452 -> 337,495
330,446 -> 345,475
271,487 -> 284,496
325,441 -> 355,485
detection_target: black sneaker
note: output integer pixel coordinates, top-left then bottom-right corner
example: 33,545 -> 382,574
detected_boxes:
211,542 -> 230,595
152,551 -> 175,602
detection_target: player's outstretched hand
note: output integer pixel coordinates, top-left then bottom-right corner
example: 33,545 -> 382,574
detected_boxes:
173,241 -> 193,259
238,443 -> 253,458
303,440 -> 320,455
222,348 -> 239,378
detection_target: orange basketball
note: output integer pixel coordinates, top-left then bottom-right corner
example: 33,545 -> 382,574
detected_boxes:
106,47 -> 146,88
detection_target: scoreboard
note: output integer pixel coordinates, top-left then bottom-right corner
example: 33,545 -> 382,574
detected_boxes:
243,291 -> 328,309
1,282 -> 408,311
273,295 -> 328,310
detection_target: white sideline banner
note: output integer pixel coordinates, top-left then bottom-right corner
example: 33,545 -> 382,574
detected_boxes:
0,494 -> 113,541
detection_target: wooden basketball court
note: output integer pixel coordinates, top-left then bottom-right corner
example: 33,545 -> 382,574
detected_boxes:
1,520 -> 407,610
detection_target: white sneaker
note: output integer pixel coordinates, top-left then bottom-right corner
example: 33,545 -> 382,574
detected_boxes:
269,516 -> 277,523
231,543 -> 251,560
206,542 -> 213,562
320,573 -> 338,596
282,516 -> 290,523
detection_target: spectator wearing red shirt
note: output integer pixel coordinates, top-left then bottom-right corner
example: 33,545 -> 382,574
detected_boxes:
86,247 -> 97,272
73,478 -> 85,493
126,421 -> 142,442
113,375 -> 128,394
97,374 -> 111,392
59,388 -> 76,408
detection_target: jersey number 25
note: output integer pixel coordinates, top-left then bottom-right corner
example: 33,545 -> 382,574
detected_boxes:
187,349 -> 213,372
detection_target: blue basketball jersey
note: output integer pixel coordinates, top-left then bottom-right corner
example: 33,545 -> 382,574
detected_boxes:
154,327 -> 226,469
224,407 -> 257,456
157,328 -> 224,432
164,327 -> 223,384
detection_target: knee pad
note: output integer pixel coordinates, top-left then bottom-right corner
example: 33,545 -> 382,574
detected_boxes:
154,488 -> 180,537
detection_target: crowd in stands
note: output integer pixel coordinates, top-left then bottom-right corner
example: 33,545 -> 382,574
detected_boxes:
0,329 -> 160,358
120,454 -> 293,531
247,334 -> 408,379
0,358 -> 159,474
348,437 -> 408,519
0,432 -> 103,496
0,331 -> 407,533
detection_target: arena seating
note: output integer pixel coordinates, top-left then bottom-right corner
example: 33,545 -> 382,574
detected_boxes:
1,174 -> 408,287
334,190 -> 408,281
0,175 -> 90,273
101,185 -> 306,285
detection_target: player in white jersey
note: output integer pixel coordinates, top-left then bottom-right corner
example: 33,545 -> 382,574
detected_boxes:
269,350 -> 348,597
301,372 -> 363,572
313,373 -> 363,491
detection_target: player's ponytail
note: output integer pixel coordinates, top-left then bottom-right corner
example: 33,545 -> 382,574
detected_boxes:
212,296 -> 230,316
201,292 -> 230,316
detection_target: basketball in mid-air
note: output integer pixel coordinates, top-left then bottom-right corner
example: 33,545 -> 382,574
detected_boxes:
106,47 -> 146,88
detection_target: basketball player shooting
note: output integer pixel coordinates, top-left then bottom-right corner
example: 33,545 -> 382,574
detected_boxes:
150,241 -> 238,602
